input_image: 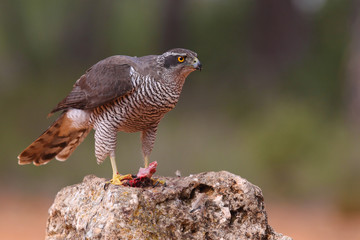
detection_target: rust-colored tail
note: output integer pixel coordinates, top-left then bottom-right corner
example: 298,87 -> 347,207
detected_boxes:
18,113 -> 90,166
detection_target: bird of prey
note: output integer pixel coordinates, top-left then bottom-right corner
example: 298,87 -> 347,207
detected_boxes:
18,48 -> 202,185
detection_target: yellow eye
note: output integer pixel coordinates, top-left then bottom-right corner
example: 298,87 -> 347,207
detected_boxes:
177,56 -> 185,63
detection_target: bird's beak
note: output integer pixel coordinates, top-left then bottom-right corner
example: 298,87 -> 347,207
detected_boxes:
192,57 -> 202,71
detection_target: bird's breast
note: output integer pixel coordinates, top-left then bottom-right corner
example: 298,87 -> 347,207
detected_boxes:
116,88 -> 177,132
91,80 -> 180,133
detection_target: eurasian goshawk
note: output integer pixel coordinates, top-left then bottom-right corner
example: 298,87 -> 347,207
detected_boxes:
18,48 -> 202,184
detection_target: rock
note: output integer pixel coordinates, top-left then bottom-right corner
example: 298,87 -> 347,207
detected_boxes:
46,171 -> 292,240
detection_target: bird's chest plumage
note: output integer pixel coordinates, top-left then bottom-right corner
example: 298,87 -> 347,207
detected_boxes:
91,74 -> 181,133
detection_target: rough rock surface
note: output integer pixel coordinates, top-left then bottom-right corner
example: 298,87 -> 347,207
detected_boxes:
46,171 -> 292,240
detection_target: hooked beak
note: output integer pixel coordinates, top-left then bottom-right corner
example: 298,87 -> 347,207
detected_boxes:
192,57 -> 202,71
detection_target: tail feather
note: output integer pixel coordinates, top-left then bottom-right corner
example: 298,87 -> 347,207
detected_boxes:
55,128 -> 91,161
18,111 -> 90,166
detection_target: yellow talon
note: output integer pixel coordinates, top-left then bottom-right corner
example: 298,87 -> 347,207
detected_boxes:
110,173 -> 133,185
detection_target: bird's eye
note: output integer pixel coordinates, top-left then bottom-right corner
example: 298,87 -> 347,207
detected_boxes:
177,56 -> 185,63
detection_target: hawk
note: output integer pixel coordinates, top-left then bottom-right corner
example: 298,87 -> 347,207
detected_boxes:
18,48 -> 202,184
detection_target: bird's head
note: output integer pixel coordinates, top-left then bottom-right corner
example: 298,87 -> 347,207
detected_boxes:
157,48 -> 202,80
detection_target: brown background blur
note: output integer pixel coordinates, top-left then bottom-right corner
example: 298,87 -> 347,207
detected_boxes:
1,0 -> 360,239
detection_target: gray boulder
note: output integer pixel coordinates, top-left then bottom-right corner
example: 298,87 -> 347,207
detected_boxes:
46,171 -> 292,240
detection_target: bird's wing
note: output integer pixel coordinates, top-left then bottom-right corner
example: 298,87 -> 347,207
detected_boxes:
50,57 -> 135,114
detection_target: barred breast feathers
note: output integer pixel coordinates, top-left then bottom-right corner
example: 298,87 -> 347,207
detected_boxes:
129,67 -> 180,108
89,67 -> 181,134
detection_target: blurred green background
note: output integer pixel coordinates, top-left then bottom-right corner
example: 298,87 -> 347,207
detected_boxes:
1,0 -> 360,218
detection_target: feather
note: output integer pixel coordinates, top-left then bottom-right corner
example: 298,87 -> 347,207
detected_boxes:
50,62 -> 134,114
18,112 -> 90,165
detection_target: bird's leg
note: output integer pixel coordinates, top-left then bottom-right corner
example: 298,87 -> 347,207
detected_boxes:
95,125 -> 128,185
109,153 -> 123,185
141,127 -> 157,168
94,127 -> 131,185
109,153 -> 132,185
110,152 -> 118,180
144,155 -> 149,168
137,127 -> 165,186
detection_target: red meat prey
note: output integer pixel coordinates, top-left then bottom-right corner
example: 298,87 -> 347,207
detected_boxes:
125,161 -> 158,187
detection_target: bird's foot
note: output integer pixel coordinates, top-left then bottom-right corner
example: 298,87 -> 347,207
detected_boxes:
106,161 -> 165,187
110,173 -> 133,185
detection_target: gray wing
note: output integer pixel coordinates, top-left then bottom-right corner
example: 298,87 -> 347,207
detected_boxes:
50,57 -> 134,114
